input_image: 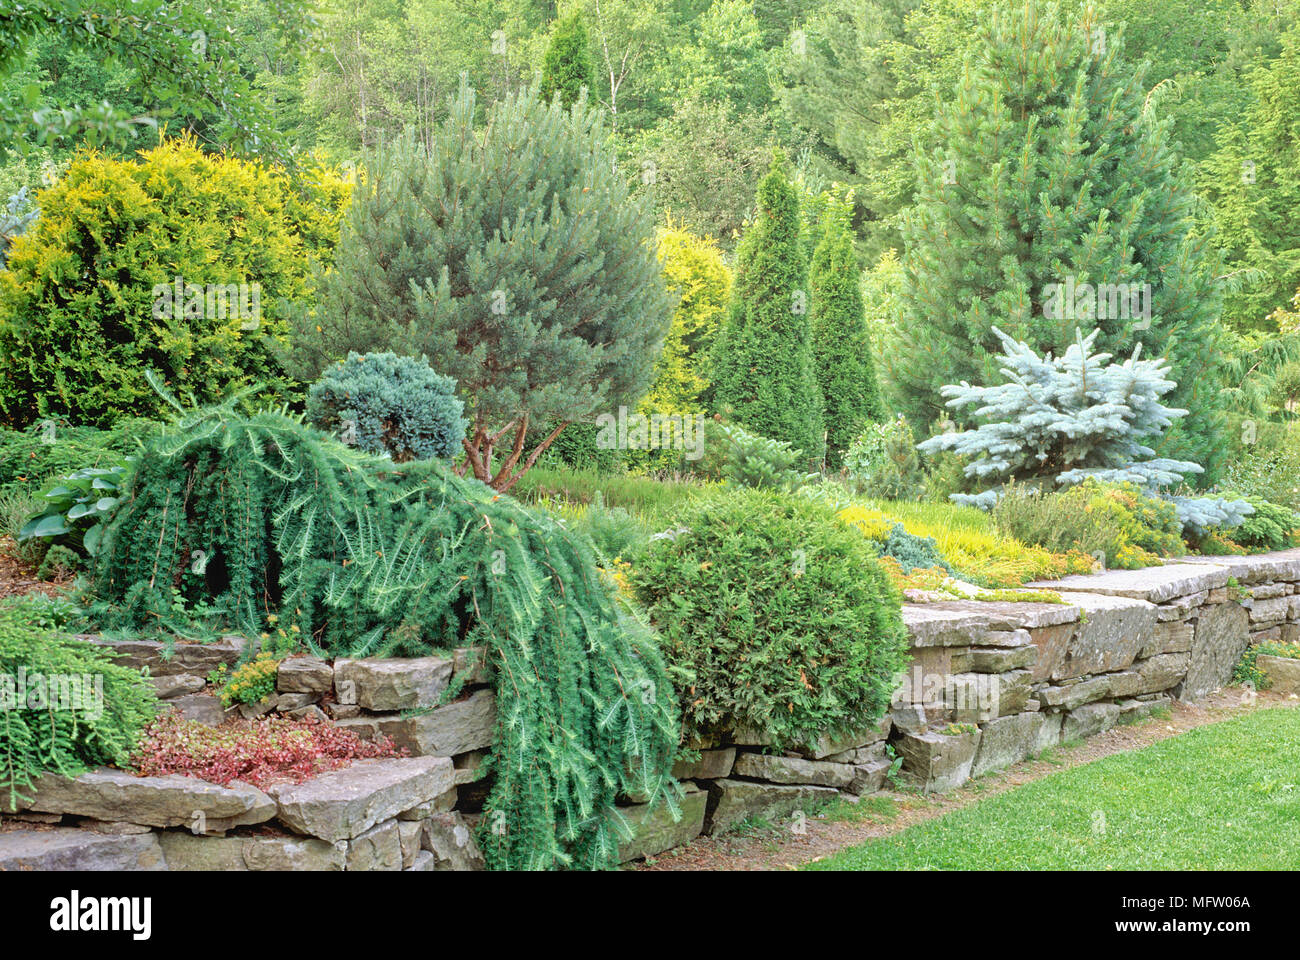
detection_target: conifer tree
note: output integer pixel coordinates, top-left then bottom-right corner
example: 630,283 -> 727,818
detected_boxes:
1198,25 -> 1300,333
711,150 -> 823,462
644,223 -> 731,414
809,194 -> 885,467
917,325 -> 1253,532
887,0 -> 1225,475
540,10 -> 597,109
290,82 -> 671,491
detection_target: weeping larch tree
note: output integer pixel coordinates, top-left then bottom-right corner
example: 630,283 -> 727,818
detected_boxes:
89,387 -> 682,871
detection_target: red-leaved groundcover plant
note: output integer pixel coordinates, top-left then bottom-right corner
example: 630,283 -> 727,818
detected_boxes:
130,713 -> 406,789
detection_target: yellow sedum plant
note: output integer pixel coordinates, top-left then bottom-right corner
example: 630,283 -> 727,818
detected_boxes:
839,501 -> 1093,588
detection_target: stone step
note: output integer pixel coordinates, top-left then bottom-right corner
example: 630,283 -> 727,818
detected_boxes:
266,756 -> 454,842
0,828 -> 165,871
5,769 -> 275,832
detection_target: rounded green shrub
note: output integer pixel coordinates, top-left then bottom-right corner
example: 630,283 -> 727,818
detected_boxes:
0,137 -> 349,428
628,488 -> 909,751
1214,493 -> 1298,551
306,352 -> 466,462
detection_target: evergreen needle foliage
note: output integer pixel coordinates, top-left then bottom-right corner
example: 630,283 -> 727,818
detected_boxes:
88,391 -> 680,870
292,81 -> 672,492
919,326 -> 1204,503
809,193 -> 885,467
306,352 -> 467,462
888,0 -> 1225,474
629,488 -> 908,751
0,597 -> 157,810
711,150 -> 823,462
541,11 -> 597,109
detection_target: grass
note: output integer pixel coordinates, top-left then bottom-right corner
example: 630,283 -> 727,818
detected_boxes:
512,467 -> 1091,587
807,708 -> 1300,870
511,463 -> 707,526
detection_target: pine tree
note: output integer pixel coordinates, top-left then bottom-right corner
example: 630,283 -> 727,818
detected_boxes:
809,193 -> 885,467
1199,25 -> 1300,333
290,81 -> 672,491
711,150 -> 823,462
540,10 -> 597,109
887,0 -> 1225,477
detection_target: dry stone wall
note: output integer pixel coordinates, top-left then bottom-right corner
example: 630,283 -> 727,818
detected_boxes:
4,549 -> 1300,871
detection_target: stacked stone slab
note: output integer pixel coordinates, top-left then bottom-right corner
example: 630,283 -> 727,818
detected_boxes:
86,635 -> 247,725
877,552 -> 1300,794
0,756 -> 472,871
10,549 -> 1300,870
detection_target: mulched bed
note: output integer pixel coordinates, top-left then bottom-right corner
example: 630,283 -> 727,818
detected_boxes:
0,536 -> 68,602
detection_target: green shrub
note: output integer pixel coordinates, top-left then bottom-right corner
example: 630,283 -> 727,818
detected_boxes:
0,137 -> 349,428
628,488 -> 909,752
1216,427 -> 1300,512
1213,493 -> 1297,551
86,397 -> 679,871
306,352 -> 466,462
876,522 -> 958,576
843,416 -> 925,501
36,544 -> 80,581
695,420 -> 815,491
992,481 -> 1184,570
562,492 -> 648,564
528,421 -> 625,475
0,419 -> 157,493
0,597 -> 156,809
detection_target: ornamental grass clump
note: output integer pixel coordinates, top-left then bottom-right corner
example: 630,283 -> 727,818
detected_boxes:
628,488 -> 909,752
87,389 -> 680,870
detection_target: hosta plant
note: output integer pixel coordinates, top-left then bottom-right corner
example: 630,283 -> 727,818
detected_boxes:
19,462 -> 131,557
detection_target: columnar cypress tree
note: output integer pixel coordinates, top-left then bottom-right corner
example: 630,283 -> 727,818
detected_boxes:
711,150 -> 823,462
809,194 -> 885,467
887,0 -> 1225,475
540,10 -> 597,109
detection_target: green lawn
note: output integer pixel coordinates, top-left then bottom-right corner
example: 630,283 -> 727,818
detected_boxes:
807,708 -> 1300,870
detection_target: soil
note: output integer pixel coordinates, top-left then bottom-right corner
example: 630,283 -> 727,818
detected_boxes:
635,689 -> 1300,871
0,536 -> 68,602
